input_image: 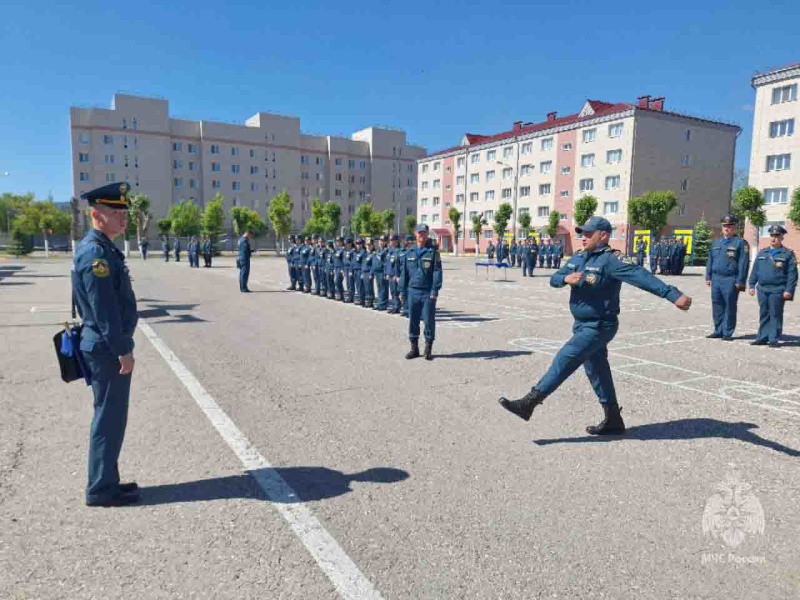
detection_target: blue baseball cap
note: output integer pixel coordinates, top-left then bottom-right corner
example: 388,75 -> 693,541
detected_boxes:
575,216 -> 612,235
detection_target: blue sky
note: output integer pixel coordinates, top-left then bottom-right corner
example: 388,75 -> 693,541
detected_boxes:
0,0 -> 795,201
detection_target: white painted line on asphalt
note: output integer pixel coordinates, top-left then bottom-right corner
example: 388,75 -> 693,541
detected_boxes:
138,321 -> 384,600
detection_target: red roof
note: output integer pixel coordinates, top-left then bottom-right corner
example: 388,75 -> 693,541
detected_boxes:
424,98 -> 739,159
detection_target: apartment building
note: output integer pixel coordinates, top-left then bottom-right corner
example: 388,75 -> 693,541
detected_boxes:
70,94 -> 425,231
748,63 -> 800,249
417,96 -> 739,254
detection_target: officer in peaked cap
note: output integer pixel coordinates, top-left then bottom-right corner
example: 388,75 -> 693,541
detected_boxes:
386,234 -> 401,313
399,234 -> 415,316
499,215 -> 692,435
72,182 -> 140,506
705,214 -> 750,340
343,237 -> 354,302
748,224 -> 798,347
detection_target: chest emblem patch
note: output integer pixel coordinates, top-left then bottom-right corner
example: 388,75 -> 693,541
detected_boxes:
585,272 -> 598,286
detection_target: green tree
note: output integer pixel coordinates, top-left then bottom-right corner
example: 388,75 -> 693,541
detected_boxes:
352,203 -> 374,236
693,216 -> 711,264
382,209 -> 395,235
129,194 -> 152,243
268,190 -> 293,250
404,215 -> 417,235
787,188 -> 800,229
156,218 -> 172,237
493,202 -> 513,240
471,212 -> 487,255
546,209 -> 560,238
69,196 -> 82,244
7,227 -> 32,256
573,194 -> 598,226
322,201 -> 341,238
13,199 -> 70,256
230,206 -> 266,236
168,200 -> 202,238
518,211 -> 532,238
627,190 -> 678,238
302,197 -> 328,236
731,185 -> 766,253
448,207 -> 462,256
0,192 -> 34,233
201,194 -> 226,246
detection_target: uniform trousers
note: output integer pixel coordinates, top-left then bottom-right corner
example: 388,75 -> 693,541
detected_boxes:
239,262 -> 250,291
81,347 -> 132,503
756,288 -> 786,343
534,319 -> 619,405
407,287 -> 437,341
711,277 -> 739,337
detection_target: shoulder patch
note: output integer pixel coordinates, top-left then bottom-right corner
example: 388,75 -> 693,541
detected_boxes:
92,258 -> 110,278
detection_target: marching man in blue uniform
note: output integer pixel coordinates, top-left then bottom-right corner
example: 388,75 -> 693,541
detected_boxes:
748,225 -> 797,347
72,182 -> 140,507
705,214 -> 750,340
499,216 -> 692,435
399,224 -> 443,361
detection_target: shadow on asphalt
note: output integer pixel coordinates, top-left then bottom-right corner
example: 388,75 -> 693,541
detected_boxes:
438,350 -> 533,360
533,418 -> 800,457
137,467 -> 409,505
138,300 -> 207,323
732,333 -> 800,348
436,309 -> 498,324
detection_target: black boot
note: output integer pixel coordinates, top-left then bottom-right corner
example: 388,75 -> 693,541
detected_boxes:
424,340 -> 433,361
498,389 -> 544,421
586,403 -> 626,435
405,340 -> 420,359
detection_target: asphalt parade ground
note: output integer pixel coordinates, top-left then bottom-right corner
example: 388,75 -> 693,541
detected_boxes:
1,253 -> 798,599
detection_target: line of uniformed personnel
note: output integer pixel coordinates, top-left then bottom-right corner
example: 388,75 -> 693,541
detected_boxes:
644,237 -> 688,275
486,238 -> 564,270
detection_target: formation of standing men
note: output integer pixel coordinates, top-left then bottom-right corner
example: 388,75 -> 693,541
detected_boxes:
648,237 -> 688,275
487,238 -> 564,271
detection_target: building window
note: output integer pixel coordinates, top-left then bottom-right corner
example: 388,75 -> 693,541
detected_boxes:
501,167 -> 512,180
520,164 -> 532,177
484,210 -> 494,221
231,147 -> 239,156
681,154 -> 691,167
560,190 -> 570,197
456,175 -> 466,186
173,159 -> 182,169
470,173 -> 480,184
539,183 -> 551,195
232,181 -> 241,191
607,149 -> 623,164
521,142 -> 533,155
519,207 -> 529,216
335,189 -> 342,197
433,179 -> 441,189
433,161 -> 441,171
421,181 -> 429,190
681,179 -> 689,191
420,197 -> 429,207
79,172 -> 90,182
686,129 -> 691,141
334,158 -> 342,167
172,142 -> 182,152
421,164 -> 429,174
541,138 -> 554,151
188,144 -> 198,154
503,146 -> 513,158
432,197 -> 441,206
603,201 -> 619,214
79,133 -> 90,144
188,162 -> 197,171
471,153 -> 480,164
105,172 -> 116,182
765,188 -> 789,204
470,192 -> 479,203
485,170 -> 496,181
335,173 -> 343,182
771,84 -> 798,105
608,123 -> 624,138
469,230 -> 477,239
485,150 -> 496,162
251,166 -> 259,175
360,160 -> 366,169
519,186 -> 531,197
212,180 -> 220,189
251,183 -> 259,191
456,193 -> 465,204
562,143 -> 573,151
769,119 -> 795,138
766,154 -> 791,171
582,129 -> 596,143
678,203 -> 686,216
79,153 -> 90,163
605,175 -> 621,189
537,206 -> 550,217
581,153 -> 595,168
540,161 -> 552,174
360,176 -> 366,184
211,144 -> 220,154
502,188 -> 512,199
485,190 -> 495,201
348,159 -> 355,169
420,214 -> 428,224
212,162 -> 220,172
560,166 -> 571,175
104,155 -> 115,164
579,178 -> 594,192
231,164 -> 240,174
103,135 -> 114,145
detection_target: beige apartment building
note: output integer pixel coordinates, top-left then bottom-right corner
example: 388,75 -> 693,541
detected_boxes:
417,96 -> 739,254
748,63 -> 799,249
70,94 -> 426,234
